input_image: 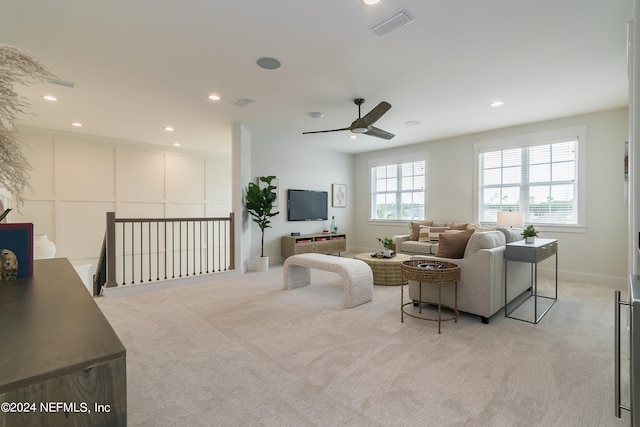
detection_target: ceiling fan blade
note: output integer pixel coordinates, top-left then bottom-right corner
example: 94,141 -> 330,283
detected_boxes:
302,127 -> 351,135
359,101 -> 391,127
364,126 -> 395,140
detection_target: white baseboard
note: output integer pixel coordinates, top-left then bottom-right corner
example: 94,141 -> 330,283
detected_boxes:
537,267 -> 626,288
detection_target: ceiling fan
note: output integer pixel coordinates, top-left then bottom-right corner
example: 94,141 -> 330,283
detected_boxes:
303,98 -> 395,140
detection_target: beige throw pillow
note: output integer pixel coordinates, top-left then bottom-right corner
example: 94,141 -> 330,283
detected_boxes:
450,222 -> 469,230
436,229 -> 475,259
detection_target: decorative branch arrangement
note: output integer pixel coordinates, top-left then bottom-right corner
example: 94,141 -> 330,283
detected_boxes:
0,44 -> 55,208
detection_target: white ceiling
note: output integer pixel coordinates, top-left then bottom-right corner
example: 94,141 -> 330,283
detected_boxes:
1,0 -> 632,155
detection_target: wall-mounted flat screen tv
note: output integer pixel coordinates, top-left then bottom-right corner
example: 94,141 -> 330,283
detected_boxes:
287,189 -> 328,221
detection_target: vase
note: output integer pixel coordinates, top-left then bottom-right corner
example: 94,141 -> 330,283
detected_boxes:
329,216 -> 337,233
34,234 -> 56,259
255,256 -> 269,272
525,236 -> 535,244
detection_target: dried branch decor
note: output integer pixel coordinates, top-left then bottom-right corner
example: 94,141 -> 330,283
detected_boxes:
0,45 -> 55,208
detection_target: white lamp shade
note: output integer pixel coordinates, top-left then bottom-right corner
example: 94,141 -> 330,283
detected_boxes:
497,211 -> 524,227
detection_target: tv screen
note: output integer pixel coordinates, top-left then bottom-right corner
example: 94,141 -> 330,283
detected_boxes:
288,189 -> 328,221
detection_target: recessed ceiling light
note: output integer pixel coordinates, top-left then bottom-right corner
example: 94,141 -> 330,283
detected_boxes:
404,120 -> 420,126
172,142 -> 181,147
208,94 -> 220,101
164,126 -> 174,132
350,135 -> 357,139
362,0 -> 381,5
490,100 -> 505,107
71,122 -> 82,127
308,112 -> 324,119
42,95 -> 57,101
257,57 -> 281,70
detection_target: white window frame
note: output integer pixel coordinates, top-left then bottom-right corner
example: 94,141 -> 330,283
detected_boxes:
369,153 -> 427,222
473,126 -> 586,233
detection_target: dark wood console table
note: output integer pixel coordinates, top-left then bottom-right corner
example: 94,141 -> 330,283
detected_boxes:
0,258 -> 126,426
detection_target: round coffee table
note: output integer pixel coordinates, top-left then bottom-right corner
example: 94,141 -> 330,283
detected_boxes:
354,252 -> 411,286
400,259 -> 460,334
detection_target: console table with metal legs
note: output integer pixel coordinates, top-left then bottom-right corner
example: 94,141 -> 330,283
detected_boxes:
504,238 -> 558,324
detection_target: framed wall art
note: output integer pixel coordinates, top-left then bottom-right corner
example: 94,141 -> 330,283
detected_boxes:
332,184 -> 347,208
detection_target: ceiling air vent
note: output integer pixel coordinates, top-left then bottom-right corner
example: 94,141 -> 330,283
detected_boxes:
47,77 -> 75,88
233,97 -> 254,107
369,8 -> 415,37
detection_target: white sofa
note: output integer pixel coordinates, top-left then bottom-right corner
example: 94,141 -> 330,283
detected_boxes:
405,228 -> 531,324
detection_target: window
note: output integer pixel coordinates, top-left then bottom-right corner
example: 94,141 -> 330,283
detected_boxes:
476,126 -> 585,226
371,159 -> 425,220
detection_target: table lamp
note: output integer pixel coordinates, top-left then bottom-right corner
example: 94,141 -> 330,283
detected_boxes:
497,211 -> 524,228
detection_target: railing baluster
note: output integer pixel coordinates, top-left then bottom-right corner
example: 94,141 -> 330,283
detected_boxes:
218,223 -> 222,271
172,221 -> 176,279
130,222 -> 135,284
121,222 -> 125,286
156,222 -> 160,281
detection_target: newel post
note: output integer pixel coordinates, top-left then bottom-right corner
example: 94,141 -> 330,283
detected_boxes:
105,211 -> 117,288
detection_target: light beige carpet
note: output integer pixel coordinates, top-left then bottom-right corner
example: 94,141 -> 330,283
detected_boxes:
96,265 -> 629,426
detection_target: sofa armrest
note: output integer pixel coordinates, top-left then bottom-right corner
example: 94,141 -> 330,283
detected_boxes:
392,234 -> 410,252
393,234 -> 410,244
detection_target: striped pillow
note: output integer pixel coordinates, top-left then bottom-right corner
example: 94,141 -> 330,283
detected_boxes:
418,225 -> 431,242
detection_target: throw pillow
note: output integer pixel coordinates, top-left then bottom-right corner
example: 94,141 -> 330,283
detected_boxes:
418,225 -> 431,242
436,229 -> 475,259
450,222 -> 469,230
409,220 -> 433,240
428,226 -> 450,242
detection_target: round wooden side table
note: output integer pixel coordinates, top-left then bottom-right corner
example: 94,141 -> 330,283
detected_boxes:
400,259 -> 461,334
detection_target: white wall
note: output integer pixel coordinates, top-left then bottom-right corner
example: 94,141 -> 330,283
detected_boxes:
249,135 -> 354,268
354,108 -> 629,286
13,126 -> 232,276
234,123 -> 252,274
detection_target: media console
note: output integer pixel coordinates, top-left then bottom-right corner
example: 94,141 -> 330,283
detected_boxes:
281,233 -> 346,258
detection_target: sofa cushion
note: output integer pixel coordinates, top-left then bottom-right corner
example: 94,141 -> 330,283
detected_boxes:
436,229 -> 475,258
409,221 -> 433,240
463,230 -> 506,258
401,240 -> 437,255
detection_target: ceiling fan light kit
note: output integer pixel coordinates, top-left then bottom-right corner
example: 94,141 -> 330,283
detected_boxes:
303,98 -> 395,140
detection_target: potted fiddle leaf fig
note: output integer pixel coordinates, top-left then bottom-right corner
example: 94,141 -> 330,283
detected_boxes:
245,175 -> 279,271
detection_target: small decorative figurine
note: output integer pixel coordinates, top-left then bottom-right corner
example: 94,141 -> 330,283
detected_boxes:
0,249 -> 18,281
